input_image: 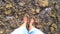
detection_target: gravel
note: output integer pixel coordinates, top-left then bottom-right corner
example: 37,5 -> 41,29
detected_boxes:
0,0 -> 60,34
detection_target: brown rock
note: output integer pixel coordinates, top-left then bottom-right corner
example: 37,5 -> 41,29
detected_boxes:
0,30 -> 3,34
48,32 -> 51,34
55,4 -> 60,9
18,2 -> 25,6
50,27 -> 54,33
35,8 -> 40,13
4,10 -> 11,15
58,16 -> 60,22
38,0 -> 48,7
51,23 -> 57,29
6,4 -> 12,8
49,11 -> 56,18
0,6 -> 3,9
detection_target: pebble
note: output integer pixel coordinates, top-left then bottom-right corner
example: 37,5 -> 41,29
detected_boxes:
35,8 -> 40,13
18,2 -> 25,6
6,4 -> 12,8
0,30 -> 3,34
4,10 -> 11,15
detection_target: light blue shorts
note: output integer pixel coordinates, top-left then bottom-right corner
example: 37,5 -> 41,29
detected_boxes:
11,27 -> 44,34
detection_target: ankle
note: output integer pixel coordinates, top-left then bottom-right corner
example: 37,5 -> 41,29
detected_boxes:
29,26 -> 34,30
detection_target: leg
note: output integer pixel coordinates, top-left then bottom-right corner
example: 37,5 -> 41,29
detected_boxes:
29,18 -> 44,34
11,16 -> 28,34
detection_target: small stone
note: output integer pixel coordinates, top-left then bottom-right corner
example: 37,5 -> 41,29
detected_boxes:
55,5 -> 60,9
6,29 -> 10,32
50,27 -> 54,32
0,30 -> 3,34
6,4 -> 12,8
49,11 -> 56,18
4,10 -> 11,15
30,8 -> 36,14
53,32 -> 57,34
37,25 -> 43,28
31,8 -> 35,12
48,32 -> 51,34
6,16 -> 14,20
18,13 -> 21,15
0,15 -> 3,18
58,16 -> 60,22
18,2 -> 25,6
35,18 -> 40,24
15,15 -> 18,18
38,0 -> 48,7
0,6 -> 3,9
51,23 -> 57,29
35,8 -> 40,13
47,22 -> 52,25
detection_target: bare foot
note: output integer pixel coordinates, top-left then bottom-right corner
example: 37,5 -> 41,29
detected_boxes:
21,16 -> 28,28
23,15 -> 28,23
29,18 -> 35,30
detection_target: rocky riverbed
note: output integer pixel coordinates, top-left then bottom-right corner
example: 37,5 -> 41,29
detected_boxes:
0,0 -> 60,34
